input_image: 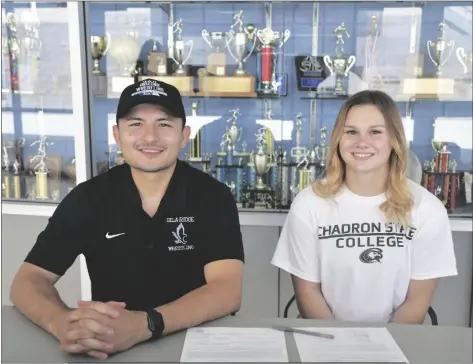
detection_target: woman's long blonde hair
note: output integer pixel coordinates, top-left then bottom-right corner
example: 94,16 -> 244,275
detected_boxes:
313,90 -> 414,228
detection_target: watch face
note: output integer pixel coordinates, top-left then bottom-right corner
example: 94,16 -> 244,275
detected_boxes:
147,314 -> 156,331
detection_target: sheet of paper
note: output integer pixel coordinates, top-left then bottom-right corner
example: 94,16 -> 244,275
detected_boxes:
293,327 -> 409,362
180,327 -> 289,362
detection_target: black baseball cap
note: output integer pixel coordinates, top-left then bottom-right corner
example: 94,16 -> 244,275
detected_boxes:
116,78 -> 186,125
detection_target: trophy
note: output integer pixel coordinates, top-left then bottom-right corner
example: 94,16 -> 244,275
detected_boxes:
12,159 -> 21,199
21,9 -> 41,87
290,113 -> 306,163
171,19 -> 193,76
202,29 -> 230,76
226,108 -> 242,153
295,56 -> 326,91
364,15 -> 381,89
431,139 -> 450,173
190,102 -> 202,160
297,157 -> 312,192
427,20 -> 454,76
185,102 -> 216,164
256,27 -> 290,94
5,12 -> 20,91
226,10 -> 256,76
315,127 -> 329,167
323,22 -> 356,96
30,136 -> 53,200
2,139 -> 11,198
464,172 -> 472,204
254,148 -> 271,190
148,36 -> 168,76
90,33 -> 111,75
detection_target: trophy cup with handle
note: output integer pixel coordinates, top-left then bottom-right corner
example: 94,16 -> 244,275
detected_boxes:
254,128 -> 272,190
202,29 -> 231,76
427,20 -> 454,76
171,19 -> 193,76
323,22 -> 356,96
90,33 -> 111,75
226,10 -> 256,76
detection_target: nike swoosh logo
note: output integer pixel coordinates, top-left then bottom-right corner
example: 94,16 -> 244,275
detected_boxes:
106,232 -> 125,239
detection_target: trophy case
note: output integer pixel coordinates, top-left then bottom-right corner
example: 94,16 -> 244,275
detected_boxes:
1,2 -> 80,204
87,1 -> 472,217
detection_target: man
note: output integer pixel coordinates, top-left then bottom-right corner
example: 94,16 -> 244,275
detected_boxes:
10,79 -> 245,359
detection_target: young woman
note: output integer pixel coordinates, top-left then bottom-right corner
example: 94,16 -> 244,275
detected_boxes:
271,90 -> 457,324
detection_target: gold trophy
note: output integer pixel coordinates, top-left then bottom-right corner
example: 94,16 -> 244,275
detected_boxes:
298,157 -> 312,192
12,159 -> 21,198
30,136 -> 53,200
90,33 -> 111,75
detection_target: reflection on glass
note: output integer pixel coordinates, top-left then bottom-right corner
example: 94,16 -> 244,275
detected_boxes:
86,2 -> 472,216
1,2 -> 77,203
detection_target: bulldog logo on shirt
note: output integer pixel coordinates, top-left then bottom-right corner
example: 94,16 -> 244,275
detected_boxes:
359,248 -> 383,263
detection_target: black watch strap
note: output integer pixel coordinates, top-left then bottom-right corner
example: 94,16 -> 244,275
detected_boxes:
146,309 -> 165,340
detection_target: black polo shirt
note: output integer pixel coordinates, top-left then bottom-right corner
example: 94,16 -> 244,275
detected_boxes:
25,161 -> 244,311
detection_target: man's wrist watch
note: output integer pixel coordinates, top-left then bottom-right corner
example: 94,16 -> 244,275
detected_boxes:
146,309 -> 165,340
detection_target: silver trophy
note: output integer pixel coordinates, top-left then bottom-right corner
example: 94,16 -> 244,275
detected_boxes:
226,10 -> 256,76
456,47 -> 472,75
202,30 -> 230,53
226,108 -> 242,152
253,128 -> 272,190
323,22 -> 356,95
290,113 -> 306,163
315,127 -> 329,167
427,20 -> 454,76
171,19 -> 193,76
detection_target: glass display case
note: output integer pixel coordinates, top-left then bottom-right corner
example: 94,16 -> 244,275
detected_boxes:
2,1 -> 472,219
1,2 -> 87,204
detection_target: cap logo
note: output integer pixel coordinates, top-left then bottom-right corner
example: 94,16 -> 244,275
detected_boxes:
130,79 -> 168,97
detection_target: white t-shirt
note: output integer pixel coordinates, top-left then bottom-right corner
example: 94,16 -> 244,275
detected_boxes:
271,179 -> 458,322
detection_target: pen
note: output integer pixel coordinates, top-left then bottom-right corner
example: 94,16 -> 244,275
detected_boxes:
272,325 -> 335,339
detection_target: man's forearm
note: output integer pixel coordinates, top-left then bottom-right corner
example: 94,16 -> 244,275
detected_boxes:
10,278 -> 70,338
390,300 -> 428,324
297,292 -> 333,320
155,280 -> 241,335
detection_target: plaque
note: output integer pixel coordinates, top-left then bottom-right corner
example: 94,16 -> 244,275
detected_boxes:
295,56 -> 326,91
197,75 -> 256,97
147,52 -> 168,76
